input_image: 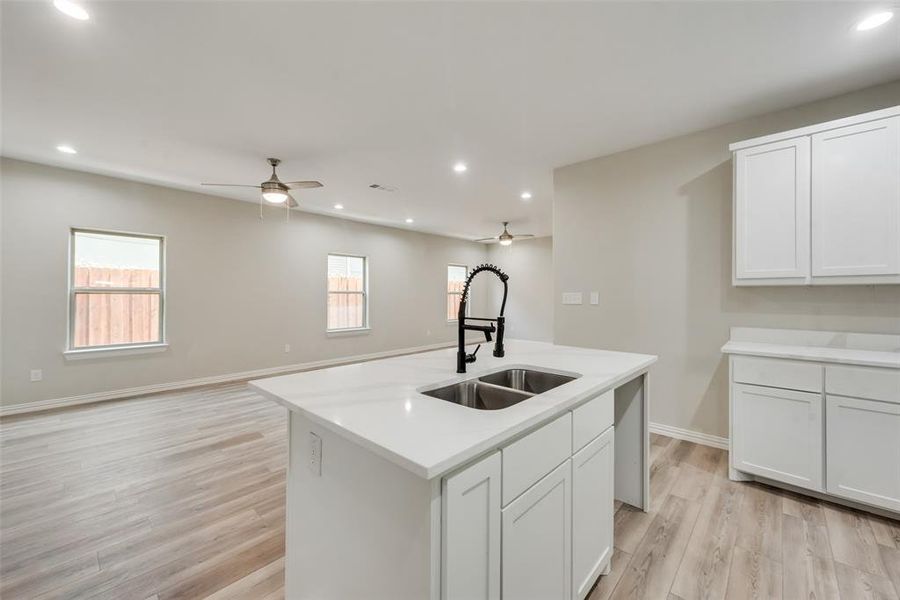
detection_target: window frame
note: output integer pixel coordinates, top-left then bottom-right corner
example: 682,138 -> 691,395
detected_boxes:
447,263 -> 469,322
67,227 -> 167,353
326,253 -> 369,333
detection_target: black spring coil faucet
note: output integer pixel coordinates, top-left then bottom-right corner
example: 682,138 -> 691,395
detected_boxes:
456,264 -> 509,373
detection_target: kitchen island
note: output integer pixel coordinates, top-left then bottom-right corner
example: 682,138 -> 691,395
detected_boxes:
250,340 -> 657,600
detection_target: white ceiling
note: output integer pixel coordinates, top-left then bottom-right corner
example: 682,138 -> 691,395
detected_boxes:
3,1 -> 899,240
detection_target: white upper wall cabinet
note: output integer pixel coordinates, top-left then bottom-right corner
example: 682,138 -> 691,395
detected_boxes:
811,116 -> 900,279
734,137 -> 810,283
731,106 -> 900,286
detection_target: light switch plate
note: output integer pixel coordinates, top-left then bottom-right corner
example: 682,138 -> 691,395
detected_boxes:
590,292 -> 599,305
562,292 -> 583,305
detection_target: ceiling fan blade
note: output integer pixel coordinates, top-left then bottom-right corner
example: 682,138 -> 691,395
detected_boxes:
473,237 -> 497,242
285,181 -> 324,189
286,193 -> 299,208
514,234 -> 536,238
201,183 -> 262,188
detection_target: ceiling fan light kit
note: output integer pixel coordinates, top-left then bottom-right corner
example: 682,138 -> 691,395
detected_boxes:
201,157 -> 323,212
476,221 -> 535,246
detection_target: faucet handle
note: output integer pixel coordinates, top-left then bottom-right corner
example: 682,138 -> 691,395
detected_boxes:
466,344 -> 481,364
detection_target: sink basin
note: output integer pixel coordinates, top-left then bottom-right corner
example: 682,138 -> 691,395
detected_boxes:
421,381 -> 533,410
478,368 -> 577,394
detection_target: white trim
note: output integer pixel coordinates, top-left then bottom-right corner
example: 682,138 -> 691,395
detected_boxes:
649,422 -> 729,450
68,227 -> 167,352
1,340 -> 461,417
326,327 -> 371,337
64,342 -> 169,360
729,105 -> 900,151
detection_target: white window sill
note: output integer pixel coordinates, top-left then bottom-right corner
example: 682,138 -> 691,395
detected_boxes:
326,327 -> 371,337
64,343 -> 169,360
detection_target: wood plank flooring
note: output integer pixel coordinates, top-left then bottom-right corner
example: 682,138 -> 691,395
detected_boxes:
590,433 -> 900,600
1,383 -> 897,599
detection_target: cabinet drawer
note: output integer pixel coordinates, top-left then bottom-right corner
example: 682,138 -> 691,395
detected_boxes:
572,390 -> 614,452
826,365 -> 900,404
502,412 -> 572,506
732,356 -> 822,393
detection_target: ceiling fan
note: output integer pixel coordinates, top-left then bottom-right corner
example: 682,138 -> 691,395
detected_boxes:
475,222 -> 535,246
202,158 -> 323,208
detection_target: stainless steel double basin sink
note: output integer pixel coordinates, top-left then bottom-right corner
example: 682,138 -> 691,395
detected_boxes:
421,368 -> 579,411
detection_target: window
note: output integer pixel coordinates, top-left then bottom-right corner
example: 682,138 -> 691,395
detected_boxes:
447,264 -> 468,320
327,254 -> 367,331
69,229 -> 164,350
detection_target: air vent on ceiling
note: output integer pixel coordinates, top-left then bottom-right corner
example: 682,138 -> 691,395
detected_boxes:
369,183 -> 397,192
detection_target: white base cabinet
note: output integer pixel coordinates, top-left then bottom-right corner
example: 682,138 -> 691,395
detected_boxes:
725,330 -> 900,516
732,382 -> 823,492
443,396 -> 617,600
572,427 -> 614,600
502,460 -> 572,600
442,451 -> 501,600
826,395 -> 900,512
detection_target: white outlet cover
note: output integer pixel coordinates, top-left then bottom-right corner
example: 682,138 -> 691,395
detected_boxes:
30,369 -> 43,382
284,344 -> 291,353
590,292 -> 599,305
308,432 -> 322,476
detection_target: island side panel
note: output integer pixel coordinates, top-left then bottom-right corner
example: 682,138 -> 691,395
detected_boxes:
613,373 -> 649,510
286,411 -> 437,600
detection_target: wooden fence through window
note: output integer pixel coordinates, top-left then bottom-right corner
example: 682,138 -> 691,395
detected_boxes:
72,267 -> 160,348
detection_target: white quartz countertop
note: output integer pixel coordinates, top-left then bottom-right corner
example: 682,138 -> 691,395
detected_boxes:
249,340 -> 656,480
721,341 -> 900,369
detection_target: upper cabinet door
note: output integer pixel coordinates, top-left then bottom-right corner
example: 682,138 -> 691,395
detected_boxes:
734,136 -> 811,283
811,115 -> 900,279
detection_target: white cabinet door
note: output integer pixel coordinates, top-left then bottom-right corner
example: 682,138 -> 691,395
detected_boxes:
442,451 -> 501,600
502,459 -> 572,600
572,427 -> 614,600
734,136 -> 810,283
732,383 -> 823,491
826,395 -> 900,512
811,115 -> 900,279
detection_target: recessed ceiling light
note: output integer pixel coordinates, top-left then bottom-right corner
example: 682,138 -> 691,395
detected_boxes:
53,0 -> 90,20
334,204 -> 344,210
405,218 -> 414,224
520,191 -> 532,200
452,162 -> 468,173
56,144 -> 77,154
856,11 -> 893,31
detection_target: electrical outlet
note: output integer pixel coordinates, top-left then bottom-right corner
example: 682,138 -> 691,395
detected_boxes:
284,344 -> 291,353
590,291 -> 599,305
30,369 -> 42,382
308,432 -> 322,476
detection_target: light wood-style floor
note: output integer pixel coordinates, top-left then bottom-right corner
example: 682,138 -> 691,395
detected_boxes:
1,383 -> 898,600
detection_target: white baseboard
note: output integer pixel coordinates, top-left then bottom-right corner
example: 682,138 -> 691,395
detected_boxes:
1,341 -> 460,417
649,422 -> 729,450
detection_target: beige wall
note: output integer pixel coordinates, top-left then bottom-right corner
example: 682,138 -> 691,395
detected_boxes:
487,237 -> 554,342
1,159 -> 489,407
553,80 -> 900,439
